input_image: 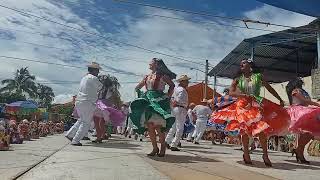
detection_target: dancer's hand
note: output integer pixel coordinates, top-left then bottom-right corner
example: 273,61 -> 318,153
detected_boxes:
279,100 -> 285,107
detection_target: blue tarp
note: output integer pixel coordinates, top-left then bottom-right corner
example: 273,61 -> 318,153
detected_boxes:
7,100 -> 38,109
257,0 -> 320,17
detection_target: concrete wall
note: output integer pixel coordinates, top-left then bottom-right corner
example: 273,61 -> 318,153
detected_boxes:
261,76 -> 314,105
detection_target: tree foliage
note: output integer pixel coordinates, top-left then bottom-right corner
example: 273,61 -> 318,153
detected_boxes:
0,67 -> 55,106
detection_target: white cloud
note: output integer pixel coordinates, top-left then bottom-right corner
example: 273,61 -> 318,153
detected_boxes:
0,1 -> 316,102
53,94 -> 74,104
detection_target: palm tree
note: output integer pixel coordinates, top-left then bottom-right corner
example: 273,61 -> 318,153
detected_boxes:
98,74 -> 121,108
36,84 -> 55,108
0,67 -> 37,98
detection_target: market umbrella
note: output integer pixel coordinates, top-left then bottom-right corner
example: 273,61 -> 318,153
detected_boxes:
5,100 -> 39,115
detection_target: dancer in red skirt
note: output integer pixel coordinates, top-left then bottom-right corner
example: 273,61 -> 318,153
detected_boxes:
210,59 -> 290,167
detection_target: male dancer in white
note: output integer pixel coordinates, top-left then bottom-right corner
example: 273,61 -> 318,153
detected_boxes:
186,103 -> 196,142
66,62 -> 102,146
192,100 -> 212,144
165,75 -> 190,151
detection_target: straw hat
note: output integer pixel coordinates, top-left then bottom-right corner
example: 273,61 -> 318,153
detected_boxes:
177,75 -> 191,82
87,62 -> 102,69
201,99 -> 208,103
22,119 -> 29,124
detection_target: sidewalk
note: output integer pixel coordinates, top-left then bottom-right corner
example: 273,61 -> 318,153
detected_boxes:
0,135 -> 69,180
1,134 -> 320,180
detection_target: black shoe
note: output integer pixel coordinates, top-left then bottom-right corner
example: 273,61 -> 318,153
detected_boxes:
292,149 -> 310,164
92,139 -> 102,143
140,138 -> 143,142
262,154 -> 272,167
166,143 -> 171,149
178,142 -> 182,148
82,137 -> 90,140
65,136 -> 73,141
171,147 -> 180,151
243,154 -> 253,165
71,143 -> 82,146
147,148 -> 159,156
194,142 -> 200,145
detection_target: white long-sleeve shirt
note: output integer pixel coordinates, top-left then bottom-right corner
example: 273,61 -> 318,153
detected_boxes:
187,109 -> 194,122
192,105 -> 212,122
76,74 -> 102,103
172,86 -> 188,108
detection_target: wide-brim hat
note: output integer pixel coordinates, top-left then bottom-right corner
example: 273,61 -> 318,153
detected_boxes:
87,62 -> 102,70
201,99 -> 208,103
177,75 -> 191,82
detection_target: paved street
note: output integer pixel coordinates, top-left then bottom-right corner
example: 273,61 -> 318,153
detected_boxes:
1,134 -> 320,180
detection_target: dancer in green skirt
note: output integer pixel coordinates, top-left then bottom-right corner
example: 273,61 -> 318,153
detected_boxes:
130,58 -> 176,157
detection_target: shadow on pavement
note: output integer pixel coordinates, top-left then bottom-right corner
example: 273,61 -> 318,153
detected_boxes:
148,154 -> 220,164
85,141 -> 141,150
180,145 -> 212,150
46,154 -> 131,165
236,160 -> 320,170
285,160 -> 320,167
184,149 -> 232,155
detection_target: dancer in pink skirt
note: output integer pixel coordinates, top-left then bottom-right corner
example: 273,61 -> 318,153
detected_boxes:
286,78 -> 320,164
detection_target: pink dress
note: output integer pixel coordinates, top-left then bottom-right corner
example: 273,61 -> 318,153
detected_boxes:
72,99 -> 125,127
286,89 -> 320,138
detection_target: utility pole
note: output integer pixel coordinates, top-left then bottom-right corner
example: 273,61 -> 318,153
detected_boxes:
204,60 -> 209,100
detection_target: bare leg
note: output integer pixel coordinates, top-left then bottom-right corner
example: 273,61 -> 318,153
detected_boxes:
258,132 -> 272,167
147,123 -> 159,156
100,119 -> 106,140
156,126 -> 166,156
93,117 -> 101,140
242,134 -> 252,164
296,133 -> 313,163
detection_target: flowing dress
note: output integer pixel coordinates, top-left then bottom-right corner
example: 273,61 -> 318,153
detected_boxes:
210,73 -> 290,137
130,74 -> 175,134
286,88 -> 320,138
73,99 -> 125,127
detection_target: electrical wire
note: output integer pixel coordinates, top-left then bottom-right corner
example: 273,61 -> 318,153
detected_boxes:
113,0 -> 318,31
0,55 -> 143,76
0,3 -> 207,66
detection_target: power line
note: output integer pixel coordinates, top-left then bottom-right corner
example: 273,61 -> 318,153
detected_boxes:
0,55 -> 143,76
0,37 -> 68,51
1,27 -> 207,69
0,4 -> 207,67
113,0 -> 318,31
100,5 -> 311,36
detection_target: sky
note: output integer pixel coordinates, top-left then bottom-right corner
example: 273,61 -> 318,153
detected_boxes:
0,0 -> 316,104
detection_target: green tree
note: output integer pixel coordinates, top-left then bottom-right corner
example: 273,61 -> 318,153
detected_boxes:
0,92 -> 26,104
0,67 -> 37,98
36,84 -> 55,108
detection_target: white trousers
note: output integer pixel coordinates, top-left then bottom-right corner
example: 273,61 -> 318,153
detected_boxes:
194,120 -> 207,143
117,116 -> 127,134
66,101 -> 96,144
165,107 -> 187,148
187,129 -> 195,140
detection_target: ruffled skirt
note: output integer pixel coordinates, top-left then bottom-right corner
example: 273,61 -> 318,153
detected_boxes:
286,105 -> 320,138
72,100 -> 125,127
130,90 -> 174,134
210,96 -> 290,137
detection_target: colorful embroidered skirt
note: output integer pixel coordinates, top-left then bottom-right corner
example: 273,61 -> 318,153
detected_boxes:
130,90 -> 174,134
210,96 -> 290,137
184,120 -> 195,134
